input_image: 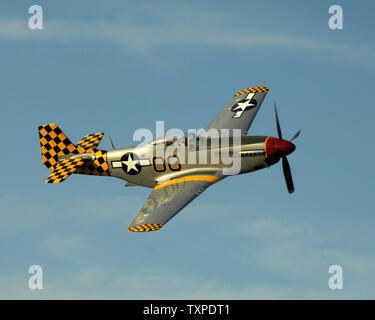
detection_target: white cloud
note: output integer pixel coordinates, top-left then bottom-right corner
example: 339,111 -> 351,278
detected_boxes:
0,17 -> 374,66
0,193 -> 142,236
0,194 -> 53,235
2,262 -> 372,299
40,233 -> 96,262
0,266 -> 313,299
237,216 -> 375,297
1,193 -> 375,299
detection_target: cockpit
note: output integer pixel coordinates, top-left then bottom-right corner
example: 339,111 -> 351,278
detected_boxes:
149,132 -> 200,147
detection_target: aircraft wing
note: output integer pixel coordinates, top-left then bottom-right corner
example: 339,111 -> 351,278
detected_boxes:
127,175 -> 222,232
205,86 -> 269,135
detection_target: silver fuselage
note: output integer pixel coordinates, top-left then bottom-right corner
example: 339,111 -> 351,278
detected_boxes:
106,136 -> 271,188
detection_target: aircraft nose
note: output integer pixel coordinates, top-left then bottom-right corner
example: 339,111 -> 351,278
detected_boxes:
265,137 -> 296,157
278,139 -> 295,156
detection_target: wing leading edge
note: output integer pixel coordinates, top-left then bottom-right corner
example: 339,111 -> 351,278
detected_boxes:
127,175 -> 221,232
205,86 -> 269,135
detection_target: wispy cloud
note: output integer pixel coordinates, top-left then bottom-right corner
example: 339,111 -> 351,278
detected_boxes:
0,17 -> 374,66
1,194 -> 375,299
0,193 -> 142,236
0,266 -> 319,299
2,261 -> 372,299
41,233 -> 95,262
238,216 -> 375,297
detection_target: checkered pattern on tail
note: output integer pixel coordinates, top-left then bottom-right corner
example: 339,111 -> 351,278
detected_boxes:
39,123 -> 110,180
75,149 -> 110,176
38,124 -> 77,170
76,132 -> 104,150
45,158 -> 89,183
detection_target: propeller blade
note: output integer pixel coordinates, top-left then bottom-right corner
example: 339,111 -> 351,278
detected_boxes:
274,103 -> 283,140
290,129 -> 301,142
282,156 -> 294,194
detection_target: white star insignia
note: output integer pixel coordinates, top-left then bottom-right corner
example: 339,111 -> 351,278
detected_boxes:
232,93 -> 256,118
123,154 -> 139,172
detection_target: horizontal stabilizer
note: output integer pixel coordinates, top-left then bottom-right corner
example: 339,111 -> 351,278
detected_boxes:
76,132 -> 104,150
45,157 -> 90,183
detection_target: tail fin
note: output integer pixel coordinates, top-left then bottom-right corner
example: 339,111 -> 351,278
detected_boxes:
39,124 -> 110,183
38,124 -> 77,170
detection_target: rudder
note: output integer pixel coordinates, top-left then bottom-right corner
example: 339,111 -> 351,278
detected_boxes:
38,124 -> 77,170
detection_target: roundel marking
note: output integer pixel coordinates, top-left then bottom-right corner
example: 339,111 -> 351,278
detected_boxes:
120,152 -> 141,175
231,92 -> 258,118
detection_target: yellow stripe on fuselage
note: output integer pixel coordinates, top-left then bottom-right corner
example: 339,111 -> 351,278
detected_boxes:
154,175 -> 221,190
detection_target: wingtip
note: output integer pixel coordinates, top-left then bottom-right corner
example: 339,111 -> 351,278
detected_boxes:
235,86 -> 269,96
127,224 -> 163,232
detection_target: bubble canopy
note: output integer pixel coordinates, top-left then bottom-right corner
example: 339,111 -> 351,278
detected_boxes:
148,131 -> 200,146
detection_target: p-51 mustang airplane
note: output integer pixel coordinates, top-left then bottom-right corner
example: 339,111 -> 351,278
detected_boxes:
38,86 -> 300,232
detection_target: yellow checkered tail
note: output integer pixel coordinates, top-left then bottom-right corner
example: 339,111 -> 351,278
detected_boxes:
38,124 -> 110,183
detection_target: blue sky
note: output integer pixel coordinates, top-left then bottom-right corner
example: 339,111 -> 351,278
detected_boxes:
0,0 -> 374,299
